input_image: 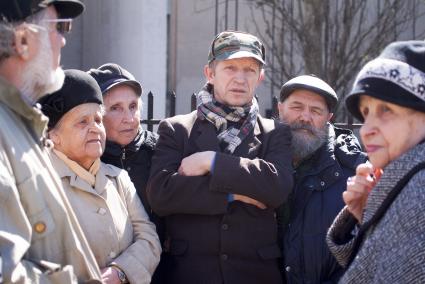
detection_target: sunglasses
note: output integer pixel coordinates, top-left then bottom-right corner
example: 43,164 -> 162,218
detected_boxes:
42,18 -> 73,34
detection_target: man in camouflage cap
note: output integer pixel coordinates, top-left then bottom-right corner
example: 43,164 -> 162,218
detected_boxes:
147,31 -> 293,283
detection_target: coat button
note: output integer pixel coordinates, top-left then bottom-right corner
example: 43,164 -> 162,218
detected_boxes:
335,172 -> 340,177
285,266 -> 291,272
221,254 -> 228,260
109,251 -> 117,258
222,224 -> 228,230
320,181 -> 325,186
34,222 -> 46,233
97,207 -> 107,215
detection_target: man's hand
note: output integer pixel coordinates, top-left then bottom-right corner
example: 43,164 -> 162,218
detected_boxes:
343,162 -> 383,223
101,267 -> 121,284
178,151 -> 216,176
233,194 -> 267,209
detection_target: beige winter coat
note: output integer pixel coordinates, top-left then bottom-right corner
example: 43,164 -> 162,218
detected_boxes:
49,152 -> 161,284
0,77 -> 102,283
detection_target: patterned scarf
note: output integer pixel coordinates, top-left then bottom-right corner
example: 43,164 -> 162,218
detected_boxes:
196,83 -> 259,154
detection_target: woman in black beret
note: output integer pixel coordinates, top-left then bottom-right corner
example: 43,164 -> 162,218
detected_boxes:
39,69 -> 161,284
326,40 -> 425,283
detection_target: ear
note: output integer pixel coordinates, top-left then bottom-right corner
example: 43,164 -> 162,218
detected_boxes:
328,112 -> 334,122
48,129 -> 61,146
13,27 -> 31,61
204,64 -> 214,84
277,101 -> 285,121
258,68 -> 265,84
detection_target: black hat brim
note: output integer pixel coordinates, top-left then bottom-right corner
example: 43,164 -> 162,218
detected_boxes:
345,77 -> 425,122
46,0 -> 84,19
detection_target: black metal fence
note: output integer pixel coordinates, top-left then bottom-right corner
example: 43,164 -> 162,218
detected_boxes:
141,91 -> 361,132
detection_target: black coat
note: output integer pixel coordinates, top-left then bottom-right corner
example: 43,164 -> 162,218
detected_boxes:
101,126 -> 157,214
147,112 -> 294,284
277,126 -> 367,284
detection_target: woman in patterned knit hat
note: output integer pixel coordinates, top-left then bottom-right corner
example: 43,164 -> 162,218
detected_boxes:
326,40 -> 425,283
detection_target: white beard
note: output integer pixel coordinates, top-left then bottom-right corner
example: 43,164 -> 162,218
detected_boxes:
20,29 -> 65,104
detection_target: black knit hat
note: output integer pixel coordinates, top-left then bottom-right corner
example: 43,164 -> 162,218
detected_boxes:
280,75 -> 338,112
346,40 -> 425,122
87,63 -> 142,97
38,69 -> 103,128
0,0 -> 84,22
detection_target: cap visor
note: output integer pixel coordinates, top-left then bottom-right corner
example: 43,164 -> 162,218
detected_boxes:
216,50 -> 265,65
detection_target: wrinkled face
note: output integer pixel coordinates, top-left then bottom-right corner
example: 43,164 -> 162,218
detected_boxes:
204,57 -> 263,107
278,89 -> 333,162
103,84 -> 141,146
278,89 -> 333,130
359,95 -> 425,169
20,6 -> 66,101
50,103 -> 106,170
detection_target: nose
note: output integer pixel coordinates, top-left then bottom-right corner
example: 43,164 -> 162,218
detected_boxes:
122,109 -> 135,123
234,70 -> 246,83
359,116 -> 377,140
59,32 -> 66,48
299,109 -> 313,123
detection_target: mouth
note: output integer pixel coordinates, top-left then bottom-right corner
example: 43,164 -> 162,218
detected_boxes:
119,129 -> 135,134
87,139 -> 101,144
365,145 -> 381,153
229,88 -> 246,94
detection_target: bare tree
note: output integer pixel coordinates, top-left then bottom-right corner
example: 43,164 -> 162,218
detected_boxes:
247,0 -> 425,120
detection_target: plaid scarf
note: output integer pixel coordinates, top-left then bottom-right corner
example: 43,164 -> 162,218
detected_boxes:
196,83 -> 259,154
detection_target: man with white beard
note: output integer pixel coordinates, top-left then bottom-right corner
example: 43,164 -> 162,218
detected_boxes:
276,75 -> 367,284
0,1 -> 102,283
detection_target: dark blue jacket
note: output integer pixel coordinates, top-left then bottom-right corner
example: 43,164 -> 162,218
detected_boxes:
278,125 -> 367,284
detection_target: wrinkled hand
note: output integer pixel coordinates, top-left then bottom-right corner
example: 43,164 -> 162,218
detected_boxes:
343,162 -> 383,223
101,267 -> 121,284
233,194 -> 267,209
178,151 -> 216,176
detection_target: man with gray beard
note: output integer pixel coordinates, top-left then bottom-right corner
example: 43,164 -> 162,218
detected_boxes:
276,75 -> 367,284
0,1 -> 102,283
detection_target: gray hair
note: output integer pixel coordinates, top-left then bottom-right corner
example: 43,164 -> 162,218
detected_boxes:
0,9 -> 48,63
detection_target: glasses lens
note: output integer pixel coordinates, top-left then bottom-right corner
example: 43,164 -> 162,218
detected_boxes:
56,21 -> 72,34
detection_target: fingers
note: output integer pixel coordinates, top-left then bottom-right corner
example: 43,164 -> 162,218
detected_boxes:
233,194 -> 267,209
356,162 -> 374,177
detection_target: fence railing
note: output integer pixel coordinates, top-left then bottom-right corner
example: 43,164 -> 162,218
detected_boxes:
141,91 -> 361,131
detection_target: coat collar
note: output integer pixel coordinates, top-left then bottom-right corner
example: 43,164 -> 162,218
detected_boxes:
0,77 -> 49,142
362,142 -> 425,223
50,150 -> 118,196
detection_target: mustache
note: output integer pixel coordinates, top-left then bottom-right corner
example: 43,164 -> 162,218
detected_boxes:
289,122 -> 317,134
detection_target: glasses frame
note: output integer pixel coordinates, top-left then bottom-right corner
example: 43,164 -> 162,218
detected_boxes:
42,18 -> 73,35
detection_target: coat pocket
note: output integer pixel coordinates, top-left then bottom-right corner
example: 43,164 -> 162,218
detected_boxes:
257,243 -> 281,260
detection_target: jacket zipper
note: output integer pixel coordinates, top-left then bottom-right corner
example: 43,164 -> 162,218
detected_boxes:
120,148 -> 126,169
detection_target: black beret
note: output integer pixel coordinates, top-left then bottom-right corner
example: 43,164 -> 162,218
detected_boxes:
280,75 -> 338,112
0,0 -> 84,22
38,69 -> 103,128
346,40 -> 425,122
87,63 -> 142,96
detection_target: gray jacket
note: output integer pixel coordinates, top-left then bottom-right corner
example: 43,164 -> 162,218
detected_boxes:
326,142 -> 425,283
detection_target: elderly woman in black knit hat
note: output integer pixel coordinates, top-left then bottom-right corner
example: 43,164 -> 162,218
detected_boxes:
326,40 -> 425,283
39,69 -> 161,284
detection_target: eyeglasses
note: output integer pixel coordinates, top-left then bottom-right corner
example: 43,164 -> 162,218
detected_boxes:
42,18 -> 73,34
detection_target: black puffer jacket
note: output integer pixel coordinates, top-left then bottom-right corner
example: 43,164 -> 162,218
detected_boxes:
277,125 -> 367,284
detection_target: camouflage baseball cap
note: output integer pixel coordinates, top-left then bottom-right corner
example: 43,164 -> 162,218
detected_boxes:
208,31 -> 266,65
